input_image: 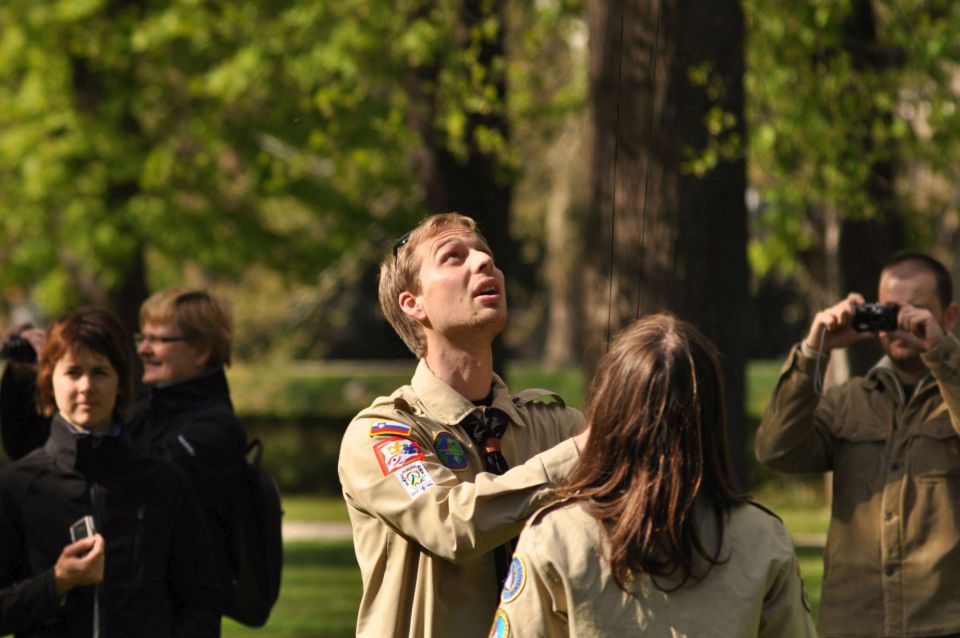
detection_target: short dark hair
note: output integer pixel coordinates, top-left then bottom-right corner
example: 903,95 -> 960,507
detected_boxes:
37,307 -> 133,417
882,252 -> 953,309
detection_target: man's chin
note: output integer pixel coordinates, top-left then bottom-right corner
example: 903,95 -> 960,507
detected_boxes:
888,353 -> 926,376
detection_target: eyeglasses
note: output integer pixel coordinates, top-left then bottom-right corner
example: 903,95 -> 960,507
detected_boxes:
392,231 -> 412,261
133,333 -> 189,346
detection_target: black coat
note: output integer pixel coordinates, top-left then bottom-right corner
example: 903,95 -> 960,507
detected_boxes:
1,367 -> 248,606
124,369 -> 247,602
0,416 -> 221,637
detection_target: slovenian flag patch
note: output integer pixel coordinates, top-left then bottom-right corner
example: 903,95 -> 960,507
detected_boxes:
369,421 -> 412,438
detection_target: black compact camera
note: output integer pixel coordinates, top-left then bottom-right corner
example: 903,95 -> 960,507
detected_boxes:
0,335 -> 37,363
852,303 -> 899,333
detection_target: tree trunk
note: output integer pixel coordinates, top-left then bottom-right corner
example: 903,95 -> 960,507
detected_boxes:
837,0 -> 904,376
586,0 -> 749,486
405,0 -> 518,375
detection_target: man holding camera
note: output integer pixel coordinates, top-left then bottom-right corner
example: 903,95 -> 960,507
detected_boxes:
756,253 -> 960,638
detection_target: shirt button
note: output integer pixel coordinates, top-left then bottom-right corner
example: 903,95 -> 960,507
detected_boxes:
885,565 -> 896,576
884,512 -> 894,522
890,463 -> 901,472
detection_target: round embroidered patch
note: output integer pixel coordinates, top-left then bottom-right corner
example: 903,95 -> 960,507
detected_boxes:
501,556 -> 526,604
489,608 -> 510,638
433,431 -> 468,470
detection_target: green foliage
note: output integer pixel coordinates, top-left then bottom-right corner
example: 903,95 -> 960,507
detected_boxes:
744,0 -> 960,277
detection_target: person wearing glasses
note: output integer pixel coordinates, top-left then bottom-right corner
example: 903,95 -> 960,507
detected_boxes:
338,212 -> 588,637
124,287 -> 247,615
0,307 -> 220,637
489,314 -> 815,638
0,288 -> 246,619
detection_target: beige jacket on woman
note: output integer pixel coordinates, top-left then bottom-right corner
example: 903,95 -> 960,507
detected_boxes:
489,500 -> 815,638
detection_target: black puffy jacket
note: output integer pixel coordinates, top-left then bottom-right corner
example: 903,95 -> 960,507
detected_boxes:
0,416 -> 221,637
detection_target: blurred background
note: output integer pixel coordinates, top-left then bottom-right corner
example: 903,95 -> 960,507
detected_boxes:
1,1 -> 958,634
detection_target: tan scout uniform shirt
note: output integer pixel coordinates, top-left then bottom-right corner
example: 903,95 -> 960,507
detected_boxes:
756,334 -> 960,637
339,360 -> 585,638
489,500 -> 815,638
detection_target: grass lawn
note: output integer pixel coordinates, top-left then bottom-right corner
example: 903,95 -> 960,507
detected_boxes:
226,358 -> 832,635
222,539 -> 361,638
249,491 -> 829,636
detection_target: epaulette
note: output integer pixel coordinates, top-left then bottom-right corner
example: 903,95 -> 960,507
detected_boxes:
513,389 -> 566,408
746,499 -> 784,524
529,496 -> 579,525
392,396 -> 414,415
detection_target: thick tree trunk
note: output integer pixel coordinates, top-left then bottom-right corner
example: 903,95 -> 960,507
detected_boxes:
837,0 -> 904,376
405,0 -> 518,375
586,0 -> 749,485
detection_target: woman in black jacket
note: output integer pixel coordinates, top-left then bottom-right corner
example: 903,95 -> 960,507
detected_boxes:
0,307 -> 220,637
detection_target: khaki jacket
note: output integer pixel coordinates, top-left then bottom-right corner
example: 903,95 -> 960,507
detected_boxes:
756,334 -> 960,637
338,360 -> 585,638
489,500 -> 815,637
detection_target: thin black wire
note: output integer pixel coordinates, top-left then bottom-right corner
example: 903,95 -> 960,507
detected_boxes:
605,1 -> 626,351
636,2 -> 662,319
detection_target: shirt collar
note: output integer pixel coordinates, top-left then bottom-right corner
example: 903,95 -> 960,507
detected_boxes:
865,354 -> 935,402
411,359 -> 525,427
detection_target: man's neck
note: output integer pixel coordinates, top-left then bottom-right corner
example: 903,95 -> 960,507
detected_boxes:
895,365 -> 927,386
423,337 -> 494,402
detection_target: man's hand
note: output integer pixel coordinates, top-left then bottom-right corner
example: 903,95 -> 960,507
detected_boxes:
2,324 -> 45,379
53,534 -> 105,597
804,293 -> 876,353
884,305 -> 946,353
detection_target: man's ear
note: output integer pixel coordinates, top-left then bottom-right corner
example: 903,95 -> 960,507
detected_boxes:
399,291 -> 426,322
944,302 -> 959,333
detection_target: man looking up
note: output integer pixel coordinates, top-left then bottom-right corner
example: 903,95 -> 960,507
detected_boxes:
756,253 -> 960,638
338,213 -> 587,638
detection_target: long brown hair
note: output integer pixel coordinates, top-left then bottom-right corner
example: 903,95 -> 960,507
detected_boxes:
559,313 -> 746,591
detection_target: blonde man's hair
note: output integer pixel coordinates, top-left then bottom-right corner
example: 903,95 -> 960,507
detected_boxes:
378,213 -> 487,358
139,287 -> 232,367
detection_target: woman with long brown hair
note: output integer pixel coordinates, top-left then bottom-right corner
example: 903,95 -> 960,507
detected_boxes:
490,314 -> 814,637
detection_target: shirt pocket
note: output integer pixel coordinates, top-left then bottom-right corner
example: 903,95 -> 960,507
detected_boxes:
832,420 -> 887,482
910,416 -> 960,480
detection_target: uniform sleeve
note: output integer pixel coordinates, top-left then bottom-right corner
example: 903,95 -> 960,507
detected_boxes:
339,411 -> 581,563
754,344 -> 837,473
489,524 -> 568,638
921,332 -> 960,435
0,365 -> 50,461
758,523 -> 817,638
166,472 -> 222,637
0,476 -> 63,634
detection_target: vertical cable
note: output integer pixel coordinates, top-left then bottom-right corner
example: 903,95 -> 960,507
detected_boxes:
636,1 -> 663,319
606,0 -> 627,351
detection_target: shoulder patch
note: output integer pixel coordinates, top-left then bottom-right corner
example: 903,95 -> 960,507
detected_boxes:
513,388 -> 566,408
501,555 -> 526,604
369,421 -> 412,438
396,461 -> 435,500
433,431 -> 468,471
489,608 -> 510,638
373,438 -> 425,475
